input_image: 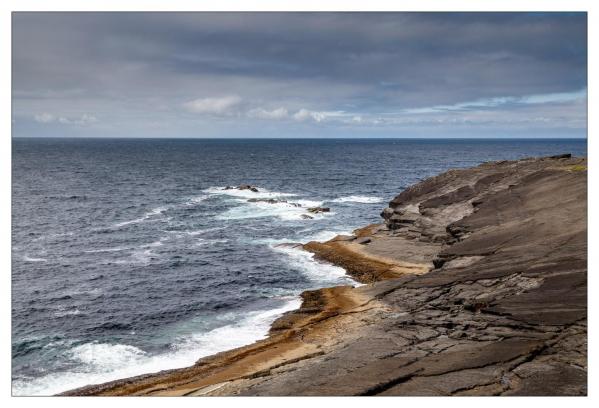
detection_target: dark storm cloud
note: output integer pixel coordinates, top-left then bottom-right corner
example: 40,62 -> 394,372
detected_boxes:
12,12 -> 587,138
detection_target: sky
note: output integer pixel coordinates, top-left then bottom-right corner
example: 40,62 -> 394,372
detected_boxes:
12,12 -> 587,138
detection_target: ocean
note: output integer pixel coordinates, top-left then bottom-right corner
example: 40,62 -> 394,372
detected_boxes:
11,138 -> 587,395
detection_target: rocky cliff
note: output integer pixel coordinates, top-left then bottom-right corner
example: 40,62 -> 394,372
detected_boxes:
65,155 -> 587,396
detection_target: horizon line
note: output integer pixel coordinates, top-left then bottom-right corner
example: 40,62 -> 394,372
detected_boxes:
11,136 -> 588,141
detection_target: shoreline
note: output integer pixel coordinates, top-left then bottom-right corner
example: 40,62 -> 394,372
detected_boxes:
62,283 -> 379,396
61,228 -> 401,396
63,154 -> 587,396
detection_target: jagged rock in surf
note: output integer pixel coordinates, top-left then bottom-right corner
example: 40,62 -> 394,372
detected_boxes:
307,207 -> 330,214
225,184 -> 260,192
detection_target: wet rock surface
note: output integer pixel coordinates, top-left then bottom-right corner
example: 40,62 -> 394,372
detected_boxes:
66,155 -> 587,396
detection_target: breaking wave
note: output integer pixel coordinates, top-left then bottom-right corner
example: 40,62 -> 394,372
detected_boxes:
271,244 -> 355,286
12,297 -> 301,396
203,186 -> 296,200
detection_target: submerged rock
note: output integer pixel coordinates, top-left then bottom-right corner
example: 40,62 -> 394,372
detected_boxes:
247,198 -> 302,207
247,198 -> 283,204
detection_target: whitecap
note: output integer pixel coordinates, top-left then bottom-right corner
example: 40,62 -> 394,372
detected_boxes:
184,195 -> 209,206
113,206 -> 168,228
12,298 -> 301,396
203,186 -> 296,200
54,308 -> 82,317
195,238 -> 229,246
217,199 -> 333,221
113,217 -> 146,228
293,199 -> 325,207
23,255 -> 47,262
84,247 -> 129,253
62,288 -> 103,297
131,249 -> 155,264
32,231 -> 74,242
142,239 -> 166,248
331,195 -> 384,204
167,226 -> 226,236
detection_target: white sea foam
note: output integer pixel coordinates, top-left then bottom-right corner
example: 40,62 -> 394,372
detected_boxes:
253,229 -> 353,247
142,239 -> 166,248
167,226 -> 226,237
303,229 -> 355,242
331,195 -> 384,204
70,343 -> 147,371
293,199 -> 325,207
203,186 -> 296,200
54,308 -> 82,317
23,255 -> 47,262
217,199 -> 333,221
84,246 -> 130,253
62,288 -> 103,298
113,206 -> 168,228
184,195 -> 209,205
12,298 -> 301,396
272,244 -> 356,286
205,186 -> 333,221
217,201 -> 304,221
103,238 -> 166,265
32,231 -> 74,242
195,238 -> 229,246
130,249 -> 155,264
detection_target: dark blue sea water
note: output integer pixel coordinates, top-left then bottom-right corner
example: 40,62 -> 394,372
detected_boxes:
12,138 -> 587,395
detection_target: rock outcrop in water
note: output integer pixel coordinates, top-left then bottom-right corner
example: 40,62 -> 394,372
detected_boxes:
225,184 -> 259,192
64,155 -> 587,396
246,198 -> 302,207
307,207 -> 330,214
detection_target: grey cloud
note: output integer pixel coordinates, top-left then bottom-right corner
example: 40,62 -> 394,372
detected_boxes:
183,95 -> 243,115
11,12 -> 587,138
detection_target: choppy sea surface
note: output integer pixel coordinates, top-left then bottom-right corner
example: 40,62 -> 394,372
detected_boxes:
12,138 -> 587,395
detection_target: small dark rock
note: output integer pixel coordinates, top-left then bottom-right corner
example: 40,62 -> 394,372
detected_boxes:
307,207 -> 330,214
248,198 -> 284,204
229,184 -> 260,192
